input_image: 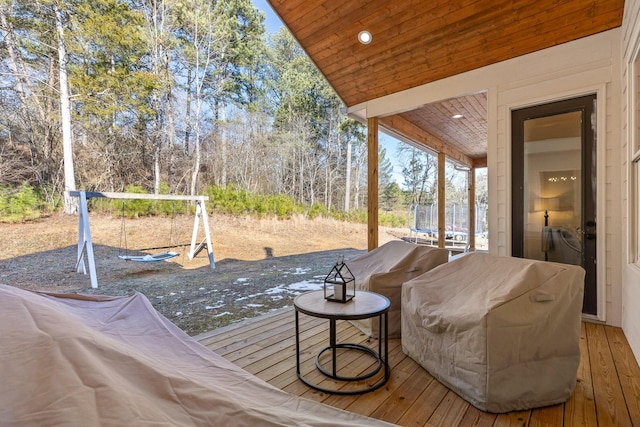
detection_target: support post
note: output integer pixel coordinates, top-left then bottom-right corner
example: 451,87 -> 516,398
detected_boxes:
76,191 -> 98,288
468,167 -> 476,251
367,117 -> 379,251
189,197 -> 215,269
437,152 -> 446,249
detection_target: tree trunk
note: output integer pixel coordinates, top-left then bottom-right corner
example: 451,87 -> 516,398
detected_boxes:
344,139 -> 352,211
55,6 -> 77,214
190,130 -> 200,196
299,145 -> 304,204
167,87 -> 176,191
190,59 -> 202,196
354,159 -> 362,210
154,141 -> 161,194
220,101 -> 228,187
184,66 -> 192,153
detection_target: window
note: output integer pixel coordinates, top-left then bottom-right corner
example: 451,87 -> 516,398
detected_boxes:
634,155 -> 640,264
635,49 -> 640,155
632,47 -> 640,264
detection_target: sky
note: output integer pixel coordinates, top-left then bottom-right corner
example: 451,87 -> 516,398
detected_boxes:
251,0 -> 286,35
250,0 -> 406,183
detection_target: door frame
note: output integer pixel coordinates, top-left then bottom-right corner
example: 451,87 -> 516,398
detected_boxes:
510,94 -> 599,317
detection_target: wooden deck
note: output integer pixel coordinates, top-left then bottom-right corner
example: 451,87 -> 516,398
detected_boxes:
196,308 -> 640,427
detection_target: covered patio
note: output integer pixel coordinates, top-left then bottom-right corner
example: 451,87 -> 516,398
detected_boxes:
195,2 -> 640,424
197,307 -> 640,426
257,0 -> 640,371
264,0 -> 624,252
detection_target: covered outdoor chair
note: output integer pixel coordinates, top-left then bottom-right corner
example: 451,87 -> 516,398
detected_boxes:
542,226 -> 582,265
401,252 -> 585,413
346,240 -> 448,338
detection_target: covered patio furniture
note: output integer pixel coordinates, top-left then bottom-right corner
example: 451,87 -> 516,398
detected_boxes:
542,226 -> 583,265
0,284 -> 396,426
347,240 -> 448,338
401,252 -> 585,413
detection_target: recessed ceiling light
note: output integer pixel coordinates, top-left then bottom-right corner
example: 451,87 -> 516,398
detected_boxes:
358,30 -> 372,44
452,114 -> 464,119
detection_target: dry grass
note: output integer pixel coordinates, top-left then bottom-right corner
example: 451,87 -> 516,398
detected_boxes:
0,213 -> 408,335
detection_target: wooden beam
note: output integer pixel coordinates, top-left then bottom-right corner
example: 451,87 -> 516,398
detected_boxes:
437,152 -> 445,248
473,157 -> 487,168
368,117 -> 379,251
69,191 -> 209,202
379,115 -> 473,167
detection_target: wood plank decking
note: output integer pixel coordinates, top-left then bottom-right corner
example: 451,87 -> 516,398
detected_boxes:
196,308 -> 640,427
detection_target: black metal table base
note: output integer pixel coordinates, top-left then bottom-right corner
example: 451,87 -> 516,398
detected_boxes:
315,343 -> 382,381
295,310 -> 390,395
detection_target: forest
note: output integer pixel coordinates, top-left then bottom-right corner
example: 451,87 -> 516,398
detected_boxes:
0,0 -> 483,228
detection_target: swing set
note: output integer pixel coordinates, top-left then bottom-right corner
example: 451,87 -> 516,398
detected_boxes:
71,191 -> 215,288
117,198 -> 180,262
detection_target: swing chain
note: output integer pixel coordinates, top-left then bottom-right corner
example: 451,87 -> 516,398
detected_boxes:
118,198 -> 181,256
119,199 -> 128,257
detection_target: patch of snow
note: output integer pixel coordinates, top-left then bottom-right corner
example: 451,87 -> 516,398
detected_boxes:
245,303 -> 263,308
287,279 -> 324,291
264,285 -> 287,294
214,312 -> 232,318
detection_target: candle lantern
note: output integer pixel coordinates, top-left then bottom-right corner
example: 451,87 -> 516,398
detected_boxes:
324,255 -> 355,303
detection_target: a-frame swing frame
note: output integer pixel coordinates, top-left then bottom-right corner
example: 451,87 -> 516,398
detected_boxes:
70,191 -> 215,288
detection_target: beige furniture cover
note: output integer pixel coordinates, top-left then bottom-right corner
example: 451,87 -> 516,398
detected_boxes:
542,226 -> 582,265
347,240 -> 448,338
401,253 -> 585,413
0,284 -> 396,427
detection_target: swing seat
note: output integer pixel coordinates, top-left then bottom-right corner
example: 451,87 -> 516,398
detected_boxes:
118,251 -> 179,262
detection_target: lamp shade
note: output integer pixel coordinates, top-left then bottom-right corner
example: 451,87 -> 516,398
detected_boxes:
534,197 -> 560,212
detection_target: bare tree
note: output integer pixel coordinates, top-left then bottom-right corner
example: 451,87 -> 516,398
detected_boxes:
55,5 -> 76,213
174,0 -> 225,196
143,0 -> 179,194
0,2 -> 60,203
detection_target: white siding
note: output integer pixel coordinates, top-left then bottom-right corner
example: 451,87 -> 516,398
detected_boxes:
354,30 -> 623,327
493,49 -> 619,325
621,0 -> 640,366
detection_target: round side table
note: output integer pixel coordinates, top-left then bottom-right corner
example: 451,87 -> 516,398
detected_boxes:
294,290 -> 390,395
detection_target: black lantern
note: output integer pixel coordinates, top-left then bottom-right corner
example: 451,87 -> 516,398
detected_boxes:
324,255 -> 355,303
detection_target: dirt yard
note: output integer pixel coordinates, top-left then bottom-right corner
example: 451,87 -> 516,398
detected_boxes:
0,213 -> 408,336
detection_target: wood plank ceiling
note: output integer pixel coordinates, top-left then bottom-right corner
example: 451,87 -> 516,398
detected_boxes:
267,0 -> 624,165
